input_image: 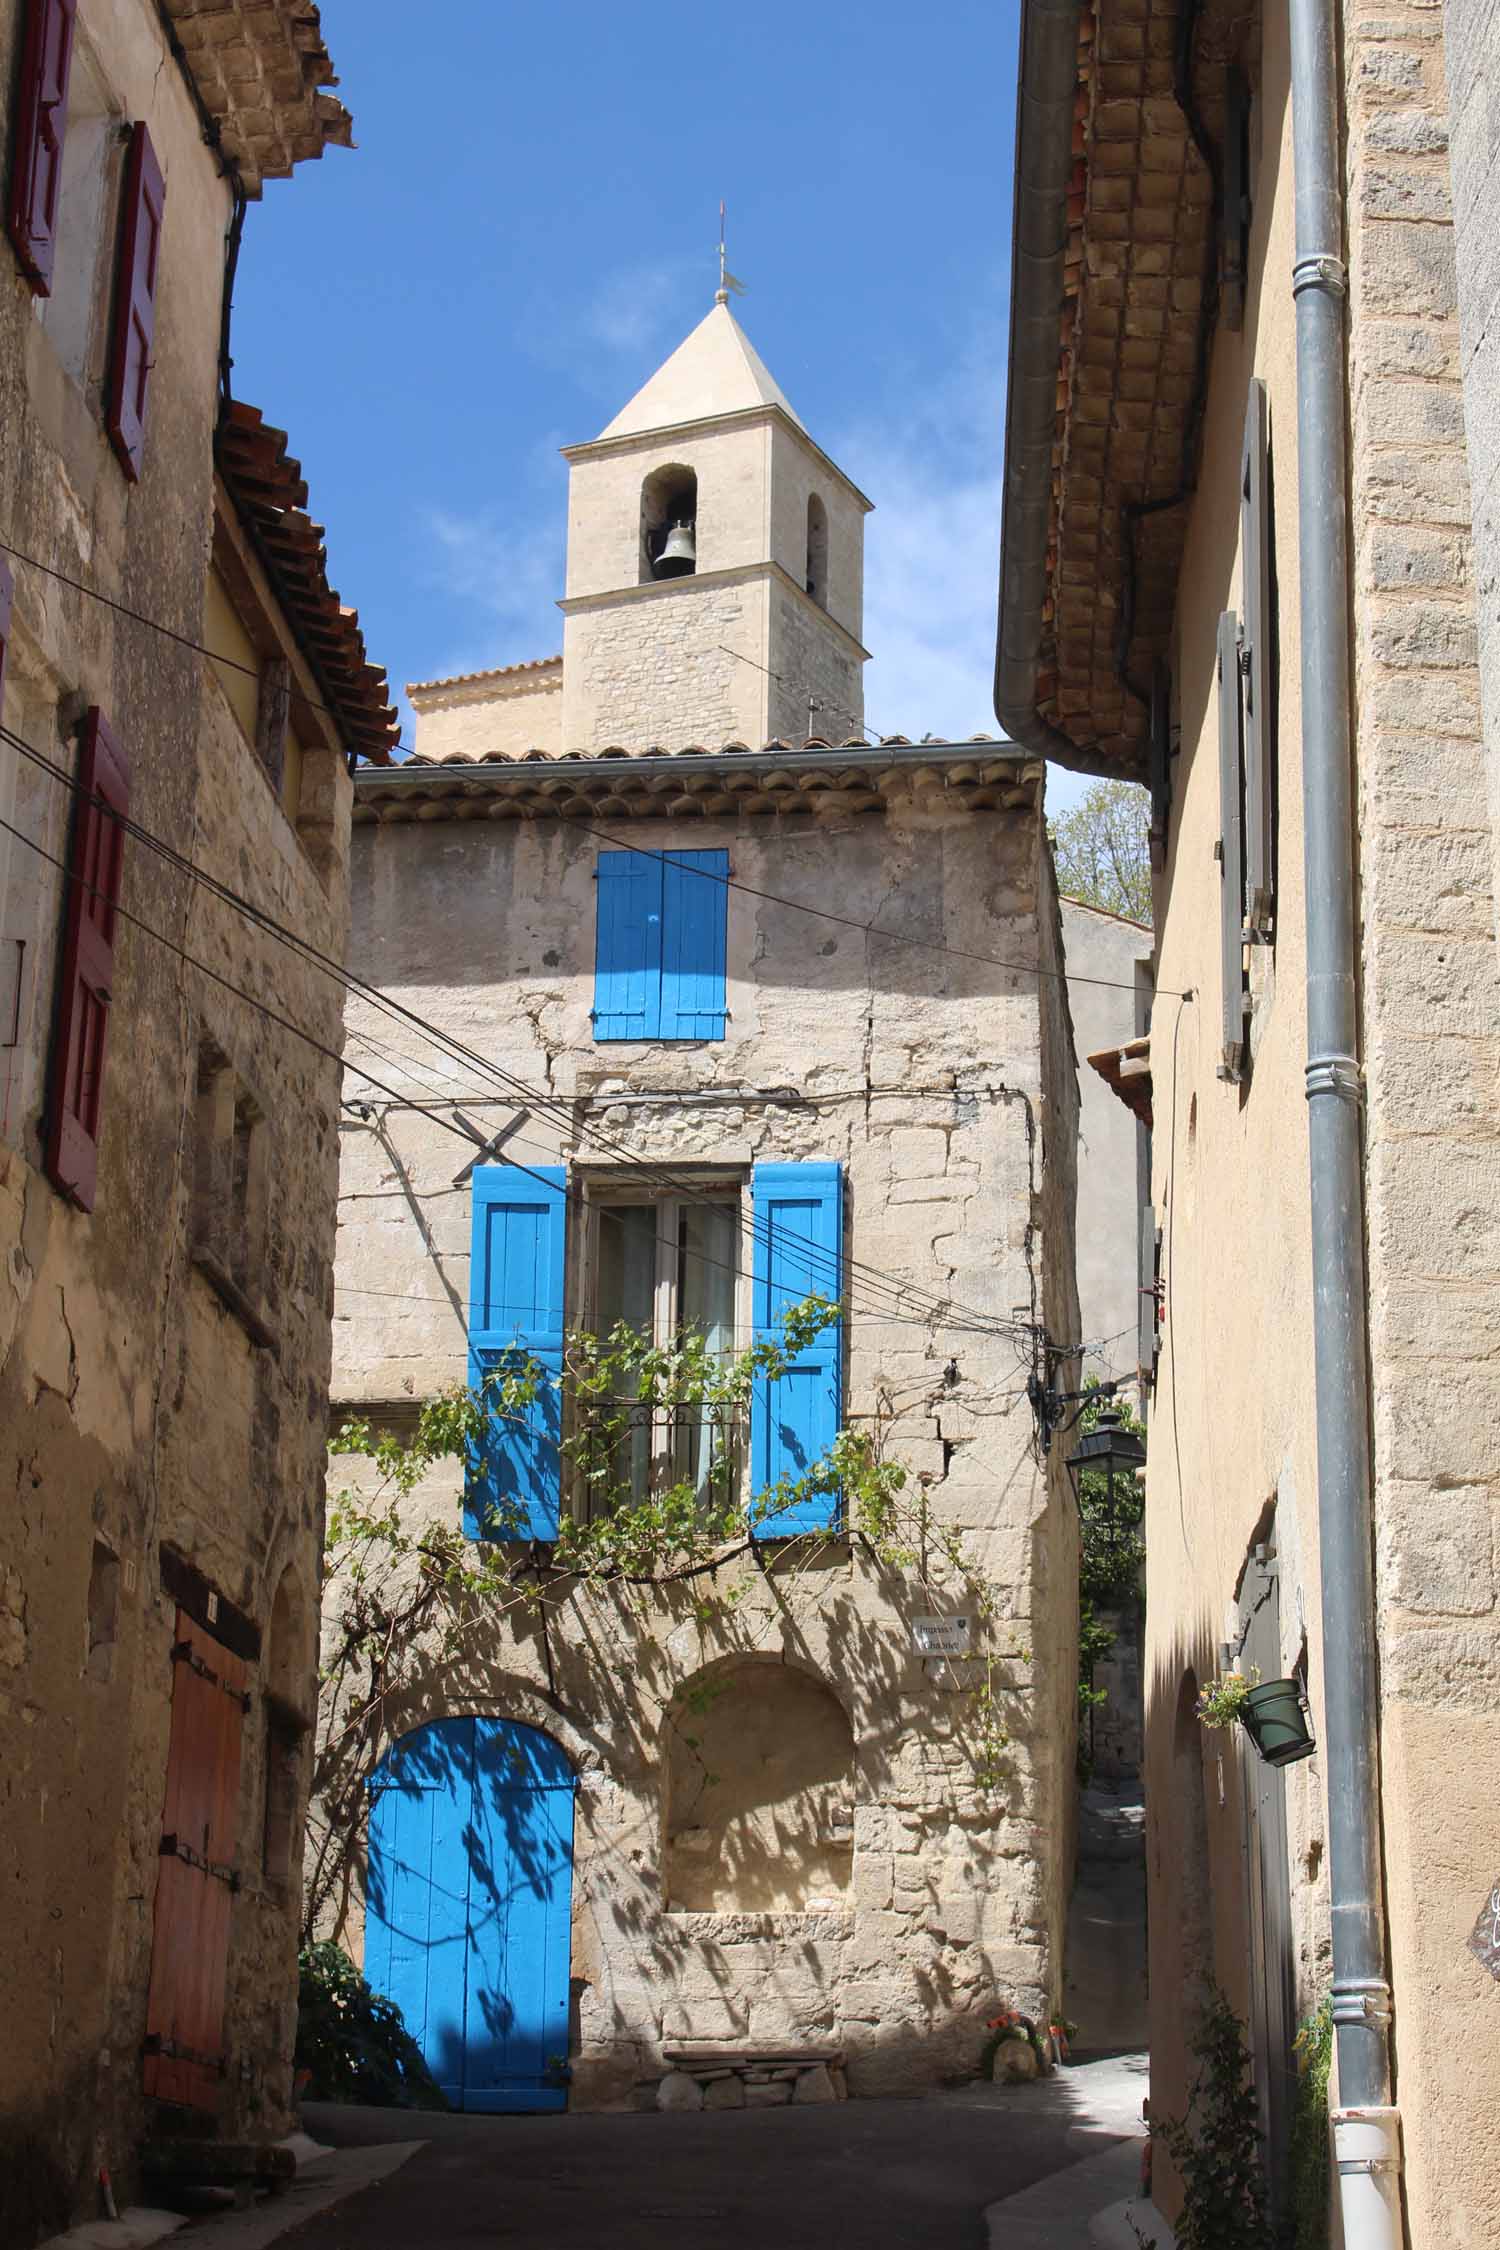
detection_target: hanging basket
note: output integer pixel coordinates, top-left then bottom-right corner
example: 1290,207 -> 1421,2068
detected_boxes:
1238,1679 -> 1315,1767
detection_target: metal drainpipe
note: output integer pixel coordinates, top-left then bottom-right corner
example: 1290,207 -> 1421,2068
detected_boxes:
1287,0 -> 1404,2237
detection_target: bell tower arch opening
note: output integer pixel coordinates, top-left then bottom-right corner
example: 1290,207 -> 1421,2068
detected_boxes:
640,463 -> 698,584
805,491 -> 829,608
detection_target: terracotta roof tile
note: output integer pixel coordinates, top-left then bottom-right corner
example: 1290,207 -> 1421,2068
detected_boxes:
217,402 -> 400,765
163,1 -> 353,194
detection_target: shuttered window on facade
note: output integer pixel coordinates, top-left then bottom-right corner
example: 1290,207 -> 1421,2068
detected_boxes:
106,121 -> 165,481
465,1163 -> 567,1542
750,1161 -> 844,1536
5,0 -> 76,294
1217,608 -> 1247,1083
1240,377 -> 1275,934
45,708 -> 128,1210
593,847 -> 727,1041
142,1612 -> 247,2110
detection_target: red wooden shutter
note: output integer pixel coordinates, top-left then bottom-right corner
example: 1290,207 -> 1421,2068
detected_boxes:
45,709 -> 128,1212
143,1612 -> 247,2109
5,0 -> 75,294
106,122 -> 165,481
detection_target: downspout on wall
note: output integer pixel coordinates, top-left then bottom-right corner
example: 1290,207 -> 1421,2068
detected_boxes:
1285,0 -> 1404,2238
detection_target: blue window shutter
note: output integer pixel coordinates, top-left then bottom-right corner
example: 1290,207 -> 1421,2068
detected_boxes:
750,1161 -> 843,1536
660,849 -> 728,1040
466,1164 -> 567,1540
593,851 -> 662,1039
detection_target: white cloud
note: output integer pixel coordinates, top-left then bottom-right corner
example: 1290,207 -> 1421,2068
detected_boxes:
835,313 -> 1007,746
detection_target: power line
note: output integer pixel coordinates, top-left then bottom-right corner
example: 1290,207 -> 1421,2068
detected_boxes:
0,534 -> 1175,1003
0,721 -> 1037,1341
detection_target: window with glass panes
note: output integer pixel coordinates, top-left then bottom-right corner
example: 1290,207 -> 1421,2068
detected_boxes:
585,1189 -> 743,1513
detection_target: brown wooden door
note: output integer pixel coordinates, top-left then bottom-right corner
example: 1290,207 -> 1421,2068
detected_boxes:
142,1611 -> 247,2108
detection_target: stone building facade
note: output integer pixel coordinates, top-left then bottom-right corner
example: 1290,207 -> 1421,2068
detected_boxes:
0,5 -> 395,2236
999,0 -> 1500,2241
319,308 -> 1082,2111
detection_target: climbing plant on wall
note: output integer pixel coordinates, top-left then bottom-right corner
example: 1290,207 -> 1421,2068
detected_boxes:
1074,1385 -> 1145,1776
306,1297 -> 1025,1939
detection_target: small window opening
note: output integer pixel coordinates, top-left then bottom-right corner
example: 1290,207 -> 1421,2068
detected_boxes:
640,464 -> 698,583
38,42 -> 120,387
85,1539 -> 120,1681
191,1035 -> 268,1319
805,492 -> 829,608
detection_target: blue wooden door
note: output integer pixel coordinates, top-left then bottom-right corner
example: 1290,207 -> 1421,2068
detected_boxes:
366,1717 -> 575,2112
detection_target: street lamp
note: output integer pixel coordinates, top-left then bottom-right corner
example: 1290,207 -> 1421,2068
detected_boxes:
1064,1406 -> 1146,1516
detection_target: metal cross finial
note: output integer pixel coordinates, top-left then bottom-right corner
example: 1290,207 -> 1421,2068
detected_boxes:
717,201 -> 746,305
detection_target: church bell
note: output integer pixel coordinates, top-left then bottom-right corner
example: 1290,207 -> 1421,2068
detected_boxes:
654,520 -> 697,579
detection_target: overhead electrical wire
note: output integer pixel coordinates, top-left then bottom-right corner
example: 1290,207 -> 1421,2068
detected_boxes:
0,539 -> 1175,1003
0,726 -> 1044,1346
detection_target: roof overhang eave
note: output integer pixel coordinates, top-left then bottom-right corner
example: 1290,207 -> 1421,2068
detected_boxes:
994,0 -> 1121,782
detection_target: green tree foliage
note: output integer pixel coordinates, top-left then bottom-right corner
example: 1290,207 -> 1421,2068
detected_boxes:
294,1942 -> 448,2109
1050,778 -> 1152,924
1074,1387 -> 1145,1772
1152,1991 -> 1270,2250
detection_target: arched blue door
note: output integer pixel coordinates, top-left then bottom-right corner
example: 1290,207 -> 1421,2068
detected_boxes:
366,1716 -> 575,2112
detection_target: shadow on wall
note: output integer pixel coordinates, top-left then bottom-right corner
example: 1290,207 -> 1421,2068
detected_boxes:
1145,1619 -> 1273,2223
663,1655 -> 856,1912
351,814 -> 1045,1002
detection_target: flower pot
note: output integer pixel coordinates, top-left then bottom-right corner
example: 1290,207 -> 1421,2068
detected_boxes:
1239,1678 -> 1315,1766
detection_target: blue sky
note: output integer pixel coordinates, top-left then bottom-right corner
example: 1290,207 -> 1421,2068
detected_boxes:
229,0 -> 1085,798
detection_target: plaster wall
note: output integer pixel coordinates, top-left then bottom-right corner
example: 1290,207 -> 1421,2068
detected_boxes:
563,421 -> 771,602
1139,4 -> 1333,2216
410,665 -> 563,762
0,3 -> 352,2230
1140,0 -> 1500,2237
1058,900 -> 1152,1382
764,417 -> 867,646
320,783 -> 1079,2106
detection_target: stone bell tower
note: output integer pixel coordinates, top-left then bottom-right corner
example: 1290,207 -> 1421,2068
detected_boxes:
558,297 -> 872,751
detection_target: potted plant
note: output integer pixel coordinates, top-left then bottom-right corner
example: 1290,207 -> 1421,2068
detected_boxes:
1197,1667 -> 1316,1767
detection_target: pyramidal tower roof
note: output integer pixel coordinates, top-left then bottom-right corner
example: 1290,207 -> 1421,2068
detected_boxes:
596,301 -> 806,441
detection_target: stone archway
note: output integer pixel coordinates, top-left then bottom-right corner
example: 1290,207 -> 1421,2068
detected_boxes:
663,1659 -> 855,1913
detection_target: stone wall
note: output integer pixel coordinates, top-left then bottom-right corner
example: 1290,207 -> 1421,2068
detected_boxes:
320,778 -> 1079,2106
1445,0 -> 1500,931
561,573 -> 768,749
768,575 -> 866,744
1347,4 -> 1500,2236
0,2 -> 353,2231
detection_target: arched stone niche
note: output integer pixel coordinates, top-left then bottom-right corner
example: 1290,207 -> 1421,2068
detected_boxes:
663,1659 -> 855,1913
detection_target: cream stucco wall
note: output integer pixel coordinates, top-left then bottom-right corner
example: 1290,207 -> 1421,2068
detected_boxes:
320,781 -> 1080,2107
1140,1 -> 1332,2217
1138,0 -> 1500,2238
409,662 -> 563,762
1059,899 -> 1152,1384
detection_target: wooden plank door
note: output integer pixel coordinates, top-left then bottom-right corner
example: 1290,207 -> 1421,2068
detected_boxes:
463,1718 -> 575,2113
143,1611 -> 247,2107
365,1717 -> 473,2109
366,1717 -> 574,2113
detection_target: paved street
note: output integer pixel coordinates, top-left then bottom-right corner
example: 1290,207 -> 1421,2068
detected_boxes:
289,2057 -> 1149,2250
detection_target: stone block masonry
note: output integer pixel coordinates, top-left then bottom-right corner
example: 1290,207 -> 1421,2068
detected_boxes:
321,774 -> 1080,2111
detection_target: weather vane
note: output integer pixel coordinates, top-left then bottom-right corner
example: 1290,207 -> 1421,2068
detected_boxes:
717,201 -> 746,305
